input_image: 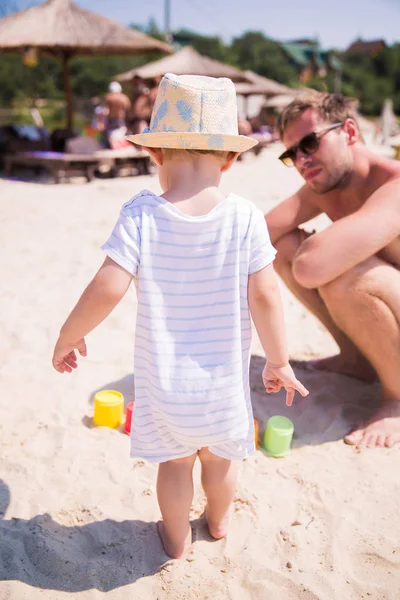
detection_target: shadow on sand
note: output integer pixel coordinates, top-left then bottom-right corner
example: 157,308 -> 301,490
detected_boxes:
0,479 -> 167,591
249,355 -> 380,448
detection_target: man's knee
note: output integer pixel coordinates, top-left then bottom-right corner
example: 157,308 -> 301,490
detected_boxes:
319,258 -> 381,305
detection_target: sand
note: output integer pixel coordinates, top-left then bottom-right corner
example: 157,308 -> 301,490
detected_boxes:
0,144 -> 399,599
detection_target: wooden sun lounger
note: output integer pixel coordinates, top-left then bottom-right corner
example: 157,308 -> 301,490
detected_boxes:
4,148 -> 151,182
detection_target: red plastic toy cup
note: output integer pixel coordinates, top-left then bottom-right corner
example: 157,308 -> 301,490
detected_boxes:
124,401 -> 135,435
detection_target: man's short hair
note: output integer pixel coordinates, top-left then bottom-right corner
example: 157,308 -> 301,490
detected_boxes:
278,91 -> 363,141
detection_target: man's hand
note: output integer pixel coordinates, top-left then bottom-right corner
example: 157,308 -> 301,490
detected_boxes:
262,362 -> 309,407
52,338 -> 87,374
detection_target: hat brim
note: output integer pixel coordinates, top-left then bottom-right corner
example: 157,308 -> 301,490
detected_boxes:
125,132 -> 258,152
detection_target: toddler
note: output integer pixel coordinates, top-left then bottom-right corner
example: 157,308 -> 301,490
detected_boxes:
53,73 -> 308,559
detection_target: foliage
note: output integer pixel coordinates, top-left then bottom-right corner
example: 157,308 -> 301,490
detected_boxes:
341,43 -> 400,114
173,28 -> 228,62
231,32 -> 298,86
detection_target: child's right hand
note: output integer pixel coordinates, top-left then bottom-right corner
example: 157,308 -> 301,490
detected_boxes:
52,337 -> 87,374
262,362 -> 309,407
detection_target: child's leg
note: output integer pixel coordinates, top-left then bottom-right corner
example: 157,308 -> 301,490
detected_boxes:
198,447 -> 238,539
156,453 -> 197,559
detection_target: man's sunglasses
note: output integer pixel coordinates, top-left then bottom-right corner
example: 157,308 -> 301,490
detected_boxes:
279,122 -> 343,167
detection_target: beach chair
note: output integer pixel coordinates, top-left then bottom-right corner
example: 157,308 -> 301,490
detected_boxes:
3,146 -> 151,182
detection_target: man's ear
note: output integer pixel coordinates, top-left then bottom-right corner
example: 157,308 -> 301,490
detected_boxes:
343,119 -> 358,146
221,152 -> 240,172
144,146 -> 164,166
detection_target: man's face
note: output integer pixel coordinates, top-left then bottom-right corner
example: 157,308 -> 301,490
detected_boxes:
282,109 -> 353,194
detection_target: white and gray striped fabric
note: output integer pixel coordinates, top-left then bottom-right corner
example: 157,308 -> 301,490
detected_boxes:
102,190 -> 276,463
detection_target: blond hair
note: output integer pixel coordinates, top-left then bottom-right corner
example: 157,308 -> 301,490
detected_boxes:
161,148 -> 235,161
278,91 -> 363,142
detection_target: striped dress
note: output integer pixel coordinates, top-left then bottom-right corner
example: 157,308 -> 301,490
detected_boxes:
102,190 -> 276,463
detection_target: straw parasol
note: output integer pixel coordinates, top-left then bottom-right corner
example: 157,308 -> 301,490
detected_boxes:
263,94 -> 299,109
263,89 -> 310,110
235,70 -> 293,97
0,0 -> 172,129
115,46 -> 250,84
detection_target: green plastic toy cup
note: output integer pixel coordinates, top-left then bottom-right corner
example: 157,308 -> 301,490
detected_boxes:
263,415 -> 294,457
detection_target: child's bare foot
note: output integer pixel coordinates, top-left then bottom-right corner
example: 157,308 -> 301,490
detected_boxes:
157,521 -> 192,559
205,508 -> 231,540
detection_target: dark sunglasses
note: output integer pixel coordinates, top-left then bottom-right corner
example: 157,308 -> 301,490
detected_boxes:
279,122 -> 343,167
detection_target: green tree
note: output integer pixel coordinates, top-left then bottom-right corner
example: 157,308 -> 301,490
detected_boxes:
173,29 -> 228,62
231,32 -> 297,86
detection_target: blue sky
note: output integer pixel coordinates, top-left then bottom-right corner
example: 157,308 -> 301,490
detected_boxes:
20,0 -> 399,50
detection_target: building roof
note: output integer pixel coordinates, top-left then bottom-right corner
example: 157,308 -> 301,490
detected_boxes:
281,42 -> 341,71
345,39 -> 387,56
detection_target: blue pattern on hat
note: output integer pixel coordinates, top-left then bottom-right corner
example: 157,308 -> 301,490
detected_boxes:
208,135 -> 224,149
217,90 -> 230,106
176,100 -> 193,123
162,124 -> 177,132
152,100 -> 169,129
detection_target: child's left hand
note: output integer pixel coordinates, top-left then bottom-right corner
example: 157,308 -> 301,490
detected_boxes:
52,338 -> 87,374
262,361 -> 309,407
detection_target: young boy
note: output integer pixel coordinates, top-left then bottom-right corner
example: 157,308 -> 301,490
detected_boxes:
52,73 -> 308,559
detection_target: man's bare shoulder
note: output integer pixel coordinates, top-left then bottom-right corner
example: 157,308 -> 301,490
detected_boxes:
385,158 -> 400,183
369,157 -> 400,202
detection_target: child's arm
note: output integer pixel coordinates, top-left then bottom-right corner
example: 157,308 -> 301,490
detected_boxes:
52,257 -> 133,374
248,264 -> 309,406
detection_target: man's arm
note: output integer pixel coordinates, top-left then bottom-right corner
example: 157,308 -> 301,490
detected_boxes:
123,94 -> 132,111
293,179 -> 400,289
266,185 -> 322,245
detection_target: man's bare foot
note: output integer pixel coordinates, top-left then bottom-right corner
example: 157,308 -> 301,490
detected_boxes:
307,353 -> 377,383
344,397 -> 400,448
157,521 -> 192,559
205,507 -> 231,540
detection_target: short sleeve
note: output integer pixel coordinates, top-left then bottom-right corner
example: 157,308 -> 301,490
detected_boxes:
248,207 -> 277,274
101,205 -> 141,276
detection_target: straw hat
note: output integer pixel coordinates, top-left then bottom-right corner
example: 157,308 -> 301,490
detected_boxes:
126,73 -> 258,152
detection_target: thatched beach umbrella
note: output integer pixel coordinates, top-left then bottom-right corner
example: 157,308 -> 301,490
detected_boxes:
235,70 -> 293,97
116,46 -> 250,84
0,0 -> 172,129
235,70 -> 294,118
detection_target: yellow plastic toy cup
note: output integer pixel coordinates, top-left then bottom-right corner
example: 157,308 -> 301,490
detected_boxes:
93,390 -> 124,429
263,415 -> 294,457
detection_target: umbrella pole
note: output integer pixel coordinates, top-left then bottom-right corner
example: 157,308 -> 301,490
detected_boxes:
243,95 -> 249,119
62,53 -> 73,130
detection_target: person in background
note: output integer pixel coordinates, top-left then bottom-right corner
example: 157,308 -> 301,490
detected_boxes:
128,77 -> 153,135
103,81 -> 131,146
